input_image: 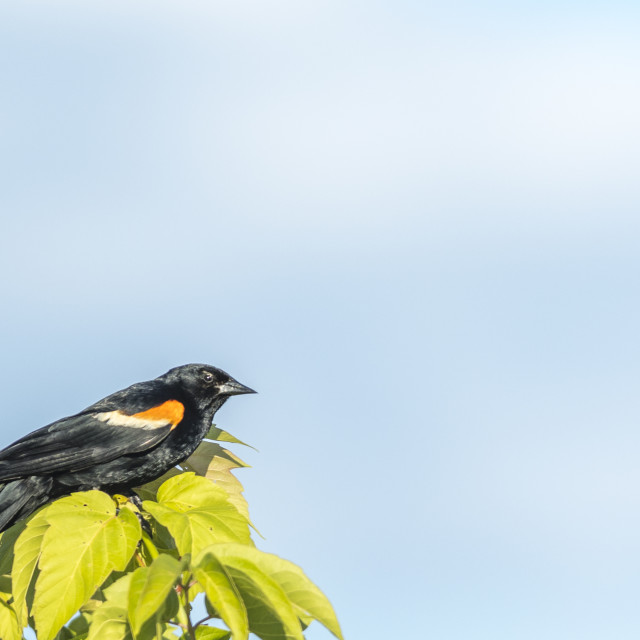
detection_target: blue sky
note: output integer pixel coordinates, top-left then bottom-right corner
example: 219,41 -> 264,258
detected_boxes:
2,1 -> 640,638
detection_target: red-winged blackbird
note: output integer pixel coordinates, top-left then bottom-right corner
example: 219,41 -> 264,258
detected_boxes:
0,364 -> 255,532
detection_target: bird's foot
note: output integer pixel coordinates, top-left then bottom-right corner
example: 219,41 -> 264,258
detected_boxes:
137,511 -> 153,537
113,491 -> 152,536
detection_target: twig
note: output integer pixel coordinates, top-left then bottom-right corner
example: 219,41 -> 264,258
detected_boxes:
182,580 -> 197,640
193,614 -> 214,628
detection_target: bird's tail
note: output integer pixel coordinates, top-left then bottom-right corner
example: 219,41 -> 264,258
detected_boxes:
0,476 -> 52,533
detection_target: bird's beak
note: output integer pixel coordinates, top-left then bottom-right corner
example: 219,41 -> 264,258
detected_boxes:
217,379 -> 257,396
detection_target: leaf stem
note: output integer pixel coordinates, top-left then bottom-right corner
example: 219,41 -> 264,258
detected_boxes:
193,614 -> 214,628
176,579 -> 197,640
183,580 -> 197,640
135,551 -> 147,567
141,531 -> 160,560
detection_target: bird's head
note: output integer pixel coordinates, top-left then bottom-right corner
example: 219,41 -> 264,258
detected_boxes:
162,363 -> 256,414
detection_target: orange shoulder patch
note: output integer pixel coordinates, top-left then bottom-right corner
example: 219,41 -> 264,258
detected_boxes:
133,400 -> 185,428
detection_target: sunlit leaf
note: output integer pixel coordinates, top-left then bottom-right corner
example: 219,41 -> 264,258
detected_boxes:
86,573 -> 132,640
53,626 -> 74,640
12,508 -> 49,627
0,436 -> 339,640
191,545 -> 302,640
89,604 -> 130,640
137,431 -> 255,525
241,550 -> 343,640
191,548 -> 248,640
193,441 -> 250,470
89,570 -> 178,640
0,575 -> 11,602
0,522 -> 26,626
181,442 -> 252,524
219,560 -> 302,640
54,611 -> 92,640
32,491 -> 141,640
143,474 -> 251,556
67,612 -> 92,636
205,425 -> 256,450
0,597 -> 20,640
195,626 -> 232,640
134,468 -> 181,503
127,554 -> 182,635
199,544 -> 343,640
0,521 -> 27,577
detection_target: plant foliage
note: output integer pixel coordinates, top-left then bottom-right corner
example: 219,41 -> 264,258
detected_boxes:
0,427 -> 342,640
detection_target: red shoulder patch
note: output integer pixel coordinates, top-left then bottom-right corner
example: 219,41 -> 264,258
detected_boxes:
132,400 -> 185,428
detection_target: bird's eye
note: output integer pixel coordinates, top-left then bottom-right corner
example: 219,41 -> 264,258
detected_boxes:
203,372 -> 214,383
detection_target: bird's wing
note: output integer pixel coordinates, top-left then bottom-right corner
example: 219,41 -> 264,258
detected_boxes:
0,395 -> 186,481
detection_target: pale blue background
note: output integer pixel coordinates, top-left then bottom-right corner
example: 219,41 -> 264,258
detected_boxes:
2,1 -> 640,639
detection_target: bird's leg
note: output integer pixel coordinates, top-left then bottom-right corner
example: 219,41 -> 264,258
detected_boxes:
123,491 -> 144,511
137,513 -> 152,537
114,490 -> 152,537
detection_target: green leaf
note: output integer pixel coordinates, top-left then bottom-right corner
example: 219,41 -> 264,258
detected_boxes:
191,549 -> 248,640
134,468 -> 181,503
195,627 -> 232,640
88,548 -> 178,640
87,573 -> 133,640
136,429 -> 254,508
89,604 -> 131,640
127,554 -> 182,635
12,508 -> 50,627
0,520 -> 27,577
181,442 -> 253,525
194,441 -> 250,470
0,575 -> 11,602
55,612 -> 92,640
203,545 -> 343,640
205,425 -> 256,450
143,474 -> 251,556
53,626 -> 75,640
67,612 -> 92,635
191,545 -> 301,640
240,551 -> 343,639
32,491 -> 141,640
0,521 -> 28,625
221,561 -> 302,640
0,597 -> 21,640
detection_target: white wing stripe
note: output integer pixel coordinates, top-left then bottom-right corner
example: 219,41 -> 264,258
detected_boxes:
95,410 -> 171,430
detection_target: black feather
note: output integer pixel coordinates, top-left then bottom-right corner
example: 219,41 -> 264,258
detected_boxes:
0,363 -> 255,532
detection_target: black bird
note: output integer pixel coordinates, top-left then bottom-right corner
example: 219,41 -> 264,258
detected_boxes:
0,364 -> 255,532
